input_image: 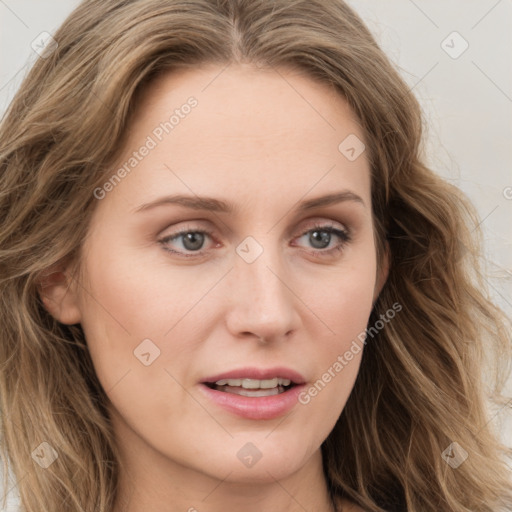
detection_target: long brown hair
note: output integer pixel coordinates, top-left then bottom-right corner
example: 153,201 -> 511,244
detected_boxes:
1,1 -> 511,510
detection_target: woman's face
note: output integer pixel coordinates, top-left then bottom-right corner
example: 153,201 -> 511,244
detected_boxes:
54,64 -> 386,488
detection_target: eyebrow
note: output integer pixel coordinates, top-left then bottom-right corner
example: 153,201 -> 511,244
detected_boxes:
133,190 -> 365,214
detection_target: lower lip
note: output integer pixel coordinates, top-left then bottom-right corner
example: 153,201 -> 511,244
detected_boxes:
199,383 -> 306,420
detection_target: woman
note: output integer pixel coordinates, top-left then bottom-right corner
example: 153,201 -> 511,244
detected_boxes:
0,1 -> 511,511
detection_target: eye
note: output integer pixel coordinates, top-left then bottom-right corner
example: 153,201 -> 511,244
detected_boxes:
293,223 -> 351,257
159,227 -> 216,257
158,222 -> 352,259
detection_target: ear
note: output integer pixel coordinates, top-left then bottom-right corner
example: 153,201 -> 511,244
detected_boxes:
373,240 -> 390,303
37,259 -> 82,325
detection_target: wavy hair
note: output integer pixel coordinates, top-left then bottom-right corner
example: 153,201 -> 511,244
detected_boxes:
1,1 -> 511,511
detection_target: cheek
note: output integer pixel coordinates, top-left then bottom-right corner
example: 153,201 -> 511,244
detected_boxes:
77,258 -> 195,437
305,252 -> 377,348
76,241 -> 223,396
297,251 -> 377,415
79,249 -> 182,337
76,250 -> 161,388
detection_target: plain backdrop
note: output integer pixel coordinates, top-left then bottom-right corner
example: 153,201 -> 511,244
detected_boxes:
1,1 -> 511,509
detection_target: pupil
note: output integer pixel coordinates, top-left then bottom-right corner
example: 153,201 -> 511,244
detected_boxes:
310,230 -> 330,249
183,232 -> 204,251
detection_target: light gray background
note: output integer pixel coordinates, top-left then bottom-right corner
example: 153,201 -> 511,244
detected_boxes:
1,1 -> 511,509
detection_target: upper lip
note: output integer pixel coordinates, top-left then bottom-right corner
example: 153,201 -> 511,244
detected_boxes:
201,366 -> 306,385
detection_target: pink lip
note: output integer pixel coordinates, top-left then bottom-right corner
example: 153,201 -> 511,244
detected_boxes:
201,366 -> 306,384
199,366 -> 307,420
199,382 -> 306,420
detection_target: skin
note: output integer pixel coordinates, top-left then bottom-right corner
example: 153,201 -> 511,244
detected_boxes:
41,63 -> 388,512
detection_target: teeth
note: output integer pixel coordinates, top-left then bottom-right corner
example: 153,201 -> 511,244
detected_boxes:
223,387 -> 281,397
214,378 -> 292,389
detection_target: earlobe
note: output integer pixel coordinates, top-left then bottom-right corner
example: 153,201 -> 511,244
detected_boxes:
37,261 -> 82,325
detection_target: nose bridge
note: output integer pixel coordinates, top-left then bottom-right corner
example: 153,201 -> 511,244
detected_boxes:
238,242 -> 288,311
226,236 -> 299,340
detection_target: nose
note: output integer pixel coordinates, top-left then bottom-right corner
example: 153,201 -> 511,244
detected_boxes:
224,242 -> 302,344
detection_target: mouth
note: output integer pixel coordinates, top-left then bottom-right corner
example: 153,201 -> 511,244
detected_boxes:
199,368 -> 307,420
204,377 -> 296,397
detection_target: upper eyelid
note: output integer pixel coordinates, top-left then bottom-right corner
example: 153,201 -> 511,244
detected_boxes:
160,218 -> 349,238
303,220 -> 348,232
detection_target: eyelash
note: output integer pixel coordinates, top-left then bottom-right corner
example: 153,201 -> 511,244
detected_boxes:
158,223 -> 352,259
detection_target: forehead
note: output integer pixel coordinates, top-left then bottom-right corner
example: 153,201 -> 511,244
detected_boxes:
132,63 -> 364,148
99,64 -> 371,214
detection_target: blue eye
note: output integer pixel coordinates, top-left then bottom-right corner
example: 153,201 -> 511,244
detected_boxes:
295,225 -> 351,255
159,229 -> 214,257
173,231 -> 206,251
159,223 -> 351,259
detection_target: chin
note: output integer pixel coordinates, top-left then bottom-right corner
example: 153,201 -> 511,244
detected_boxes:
195,437 -> 314,483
